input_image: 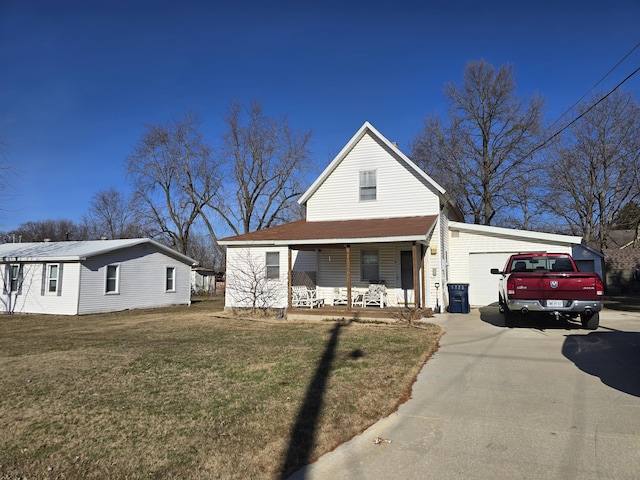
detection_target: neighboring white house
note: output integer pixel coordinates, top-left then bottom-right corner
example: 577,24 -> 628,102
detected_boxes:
219,121 -> 602,311
191,267 -> 217,295
0,238 -> 197,315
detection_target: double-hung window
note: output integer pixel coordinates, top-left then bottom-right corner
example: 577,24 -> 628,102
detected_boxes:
106,264 -> 119,294
266,252 -> 280,280
361,250 -> 380,282
166,266 -> 176,292
359,170 -> 377,201
47,264 -> 59,294
9,264 -> 20,292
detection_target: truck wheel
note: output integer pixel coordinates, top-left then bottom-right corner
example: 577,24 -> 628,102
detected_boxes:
580,312 -> 599,330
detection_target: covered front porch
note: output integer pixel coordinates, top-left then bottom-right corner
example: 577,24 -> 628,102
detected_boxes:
286,239 -> 433,311
220,215 -> 445,312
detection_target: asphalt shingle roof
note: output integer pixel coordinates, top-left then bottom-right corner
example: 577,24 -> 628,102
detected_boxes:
219,215 -> 438,245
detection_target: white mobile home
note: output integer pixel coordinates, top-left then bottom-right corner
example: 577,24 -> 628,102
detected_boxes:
0,238 -> 197,315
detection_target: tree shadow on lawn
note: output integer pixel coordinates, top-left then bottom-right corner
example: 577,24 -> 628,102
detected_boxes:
279,321 -> 348,479
563,327 -> 640,397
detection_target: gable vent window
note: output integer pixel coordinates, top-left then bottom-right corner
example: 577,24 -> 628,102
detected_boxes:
359,170 -> 377,201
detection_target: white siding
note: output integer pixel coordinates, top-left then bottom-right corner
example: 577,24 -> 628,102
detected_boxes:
1,262 -> 81,315
225,246 -> 288,308
77,244 -> 191,314
449,228 -> 573,306
316,243 -> 423,307
306,132 -> 440,221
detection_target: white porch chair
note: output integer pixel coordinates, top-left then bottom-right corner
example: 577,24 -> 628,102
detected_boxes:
292,286 -> 324,309
333,287 -> 349,306
362,284 -> 387,308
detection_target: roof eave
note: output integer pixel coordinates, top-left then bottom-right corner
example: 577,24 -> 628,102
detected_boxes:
220,234 -> 432,247
449,221 -> 584,245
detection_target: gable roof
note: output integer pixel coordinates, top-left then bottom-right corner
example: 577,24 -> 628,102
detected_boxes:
449,221 -> 585,246
298,121 -> 450,205
0,238 -> 198,265
219,215 -> 438,247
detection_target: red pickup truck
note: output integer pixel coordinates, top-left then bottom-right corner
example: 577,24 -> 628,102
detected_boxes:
491,253 -> 603,329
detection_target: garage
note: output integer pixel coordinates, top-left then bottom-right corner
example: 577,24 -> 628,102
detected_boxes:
447,222 -> 602,307
468,252 -> 513,306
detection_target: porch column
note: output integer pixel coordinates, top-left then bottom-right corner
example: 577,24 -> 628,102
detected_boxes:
345,244 -> 352,311
420,245 -> 426,309
412,242 -> 420,309
287,246 -> 292,309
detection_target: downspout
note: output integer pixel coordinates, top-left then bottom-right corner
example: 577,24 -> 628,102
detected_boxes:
345,244 -> 351,310
420,245 -> 426,309
412,242 -> 419,308
287,247 -> 292,309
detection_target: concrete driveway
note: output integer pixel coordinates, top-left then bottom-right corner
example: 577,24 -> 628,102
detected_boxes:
290,308 -> 640,479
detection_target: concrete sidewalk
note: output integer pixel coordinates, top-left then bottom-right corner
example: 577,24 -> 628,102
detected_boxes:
290,308 -> 640,479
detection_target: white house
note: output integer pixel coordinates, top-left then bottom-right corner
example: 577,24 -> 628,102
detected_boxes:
219,122 -> 602,311
0,238 -> 197,315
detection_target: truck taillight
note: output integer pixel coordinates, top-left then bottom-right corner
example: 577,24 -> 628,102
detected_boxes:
507,278 -> 515,296
595,276 -> 604,296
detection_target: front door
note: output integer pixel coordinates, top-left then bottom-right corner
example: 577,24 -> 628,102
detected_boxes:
399,250 -> 414,307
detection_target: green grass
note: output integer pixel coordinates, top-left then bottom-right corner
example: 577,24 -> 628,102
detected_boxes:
0,297 -> 442,479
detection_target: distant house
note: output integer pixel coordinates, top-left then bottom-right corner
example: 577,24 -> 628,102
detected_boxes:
219,122 -> 602,311
191,267 -> 218,295
0,238 -> 197,315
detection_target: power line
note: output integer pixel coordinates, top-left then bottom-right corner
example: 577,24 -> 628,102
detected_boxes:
549,40 -> 640,131
527,64 -> 640,159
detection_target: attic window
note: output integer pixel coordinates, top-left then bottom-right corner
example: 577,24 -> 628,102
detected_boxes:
359,170 -> 376,201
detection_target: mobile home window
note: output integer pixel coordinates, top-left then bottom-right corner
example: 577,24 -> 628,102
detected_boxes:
47,264 -> 59,294
166,266 -> 176,292
359,170 -> 377,201
361,250 -> 379,282
106,264 -> 119,294
9,264 -> 20,292
266,252 -> 280,279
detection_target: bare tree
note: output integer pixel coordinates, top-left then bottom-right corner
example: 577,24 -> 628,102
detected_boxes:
214,100 -> 312,235
186,233 -> 225,270
411,60 -> 544,225
82,188 -> 147,239
127,111 -> 221,255
225,248 -> 284,314
544,90 -> 640,250
9,219 -> 88,242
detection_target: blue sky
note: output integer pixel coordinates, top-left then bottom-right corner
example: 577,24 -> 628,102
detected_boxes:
1,0 -> 639,235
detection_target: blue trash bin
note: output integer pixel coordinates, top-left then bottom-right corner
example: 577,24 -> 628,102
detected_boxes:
447,283 -> 470,314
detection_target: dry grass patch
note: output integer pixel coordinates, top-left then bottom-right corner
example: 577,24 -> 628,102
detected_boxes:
0,298 -> 442,479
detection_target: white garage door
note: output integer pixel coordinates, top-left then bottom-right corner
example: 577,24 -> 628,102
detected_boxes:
468,252 -> 513,306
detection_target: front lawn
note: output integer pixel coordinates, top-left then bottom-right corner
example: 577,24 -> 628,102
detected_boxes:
0,298 -> 441,479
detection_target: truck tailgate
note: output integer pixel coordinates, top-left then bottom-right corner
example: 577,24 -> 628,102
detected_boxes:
509,273 -> 600,300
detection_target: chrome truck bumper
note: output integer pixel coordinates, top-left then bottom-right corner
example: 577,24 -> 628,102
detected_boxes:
505,299 -> 603,315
